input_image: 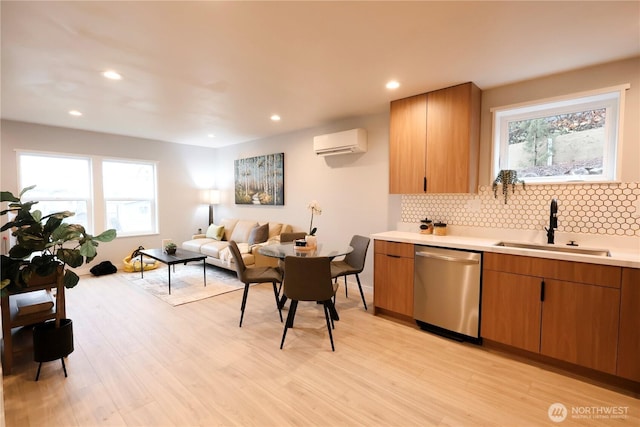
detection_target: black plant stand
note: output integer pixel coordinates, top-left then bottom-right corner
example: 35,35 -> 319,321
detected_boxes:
33,318 -> 74,381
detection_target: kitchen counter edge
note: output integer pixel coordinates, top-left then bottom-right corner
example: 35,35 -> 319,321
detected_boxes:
370,231 -> 640,269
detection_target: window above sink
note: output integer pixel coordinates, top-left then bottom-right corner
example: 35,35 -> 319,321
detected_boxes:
491,84 -> 629,184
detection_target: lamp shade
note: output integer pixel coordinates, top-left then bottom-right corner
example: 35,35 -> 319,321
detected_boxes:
209,189 -> 221,205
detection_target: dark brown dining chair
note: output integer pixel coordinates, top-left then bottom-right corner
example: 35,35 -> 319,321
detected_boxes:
280,256 -> 339,351
279,232 -> 307,243
275,231 -> 307,294
330,235 -> 370,310
228,240 -> 283,327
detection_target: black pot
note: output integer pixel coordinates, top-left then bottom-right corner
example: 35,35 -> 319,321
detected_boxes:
33,318 -> 74,363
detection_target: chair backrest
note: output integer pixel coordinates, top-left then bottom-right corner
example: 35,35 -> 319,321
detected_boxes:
343,235 -> 370,272
284,256 -> 334,302
280,232 -> 307,243
227,241 -> 248,283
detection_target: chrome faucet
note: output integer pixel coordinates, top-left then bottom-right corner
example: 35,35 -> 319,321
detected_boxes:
545,198 -> 558,244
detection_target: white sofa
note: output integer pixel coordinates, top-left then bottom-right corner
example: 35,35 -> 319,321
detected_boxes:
181,218 -> 291,271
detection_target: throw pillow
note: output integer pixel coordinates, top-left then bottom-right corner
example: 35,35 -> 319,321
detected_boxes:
205,224 -> 225,240
248,223 -> 269,245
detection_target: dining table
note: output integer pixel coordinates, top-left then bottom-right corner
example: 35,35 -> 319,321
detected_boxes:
258,241 -> 353,324
257,241 -> 353,260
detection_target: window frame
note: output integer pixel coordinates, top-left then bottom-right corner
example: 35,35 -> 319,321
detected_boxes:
491,84 -> 629,184
102,158 -> 159,237
16,151 -> 94,232
14,150 -> 159,238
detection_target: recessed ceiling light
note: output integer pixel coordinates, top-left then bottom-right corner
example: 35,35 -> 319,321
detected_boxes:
102,70 -> 122,80
208,134 -> 215,138
69,110 -> 82,116
386,80 -> 400,89
270,114 -> 281,121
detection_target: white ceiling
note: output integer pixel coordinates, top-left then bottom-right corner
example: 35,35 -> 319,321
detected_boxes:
2,1 -> 639,148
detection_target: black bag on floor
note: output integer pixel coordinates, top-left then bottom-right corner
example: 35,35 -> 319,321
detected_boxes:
90,260 -> 117,276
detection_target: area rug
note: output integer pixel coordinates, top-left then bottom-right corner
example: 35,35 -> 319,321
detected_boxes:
124,264 -> 244,306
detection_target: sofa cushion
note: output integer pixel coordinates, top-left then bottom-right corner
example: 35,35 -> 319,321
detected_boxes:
229,220 -> 259,243
205,224 -> 225,240
200,241 -> 229,258
219,218 -> 238,241
267,222 -> 283,239
248,223 -> 269,245
182,238 -> 216,252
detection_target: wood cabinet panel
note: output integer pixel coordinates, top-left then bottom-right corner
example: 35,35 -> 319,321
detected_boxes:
388,82 -> 480,194
373,241 -> 414,317
374,240 -> 415,258
540,279 -> 620,374
425,82 -> 480,193
374,253 -> 414,316
389,94 -> 426,194
618,268 -> 640,381
483,253 -> 621,288
481,270 -> 542,353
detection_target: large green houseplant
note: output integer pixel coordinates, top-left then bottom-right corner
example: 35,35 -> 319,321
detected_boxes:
1,186 -> 117,294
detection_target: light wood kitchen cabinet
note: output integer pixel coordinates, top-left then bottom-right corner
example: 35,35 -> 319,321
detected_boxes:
482,253 -> 622,375
540,279 -> 619,374
617,268 -> 640,382
373,240 -> 414,317
389,94 -> 427,194
389,82 -> 481,194
481,270 -> 542,353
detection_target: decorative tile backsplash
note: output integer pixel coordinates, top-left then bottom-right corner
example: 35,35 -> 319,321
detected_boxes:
401,182 -> 640,237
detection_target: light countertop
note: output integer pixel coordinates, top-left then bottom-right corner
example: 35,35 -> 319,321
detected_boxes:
371,230 -> 640,269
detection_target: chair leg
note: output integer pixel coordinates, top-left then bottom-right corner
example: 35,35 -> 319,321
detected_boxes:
272,282 -> 283,322
239,283 -> 250,327
344,277 -> 348,297
280,300 -> 298,349
355,274 -> 368,310
323,302 -> 335,351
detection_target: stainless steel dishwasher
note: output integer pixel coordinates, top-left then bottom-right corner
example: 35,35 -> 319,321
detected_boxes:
414,246 -> 482,342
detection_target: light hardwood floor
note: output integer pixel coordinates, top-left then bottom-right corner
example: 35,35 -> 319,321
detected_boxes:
2,268 -> 639,426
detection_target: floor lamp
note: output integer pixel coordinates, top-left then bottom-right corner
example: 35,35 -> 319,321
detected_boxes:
209,189 -> 221,225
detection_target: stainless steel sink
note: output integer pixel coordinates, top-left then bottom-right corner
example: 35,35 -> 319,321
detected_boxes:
495,241 -> 611,257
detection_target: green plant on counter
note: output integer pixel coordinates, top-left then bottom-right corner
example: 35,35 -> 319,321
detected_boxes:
492,170 -> 525,204
1,186 -> 117,294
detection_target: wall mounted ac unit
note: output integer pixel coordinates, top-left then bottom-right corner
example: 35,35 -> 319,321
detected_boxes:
313,128 -> 367,156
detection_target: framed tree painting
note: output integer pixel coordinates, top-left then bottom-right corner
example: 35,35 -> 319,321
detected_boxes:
234,153 -> 284,205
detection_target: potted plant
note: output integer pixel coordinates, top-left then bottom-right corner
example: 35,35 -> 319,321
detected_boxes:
1,185 -> 116,377
1,186 -> 117,293
164,242 -> 177,255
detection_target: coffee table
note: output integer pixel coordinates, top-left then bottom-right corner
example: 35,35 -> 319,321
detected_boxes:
139,248 -> 207,295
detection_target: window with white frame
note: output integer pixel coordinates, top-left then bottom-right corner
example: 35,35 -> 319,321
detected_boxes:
492,85 -> 628,183
102,160 -> 157,236
17,153 -> 92,230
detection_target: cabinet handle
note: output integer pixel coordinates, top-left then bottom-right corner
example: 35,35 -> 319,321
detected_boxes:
423,177 -> 427,192
540,280 -> 545,302
386,254 -> 401,259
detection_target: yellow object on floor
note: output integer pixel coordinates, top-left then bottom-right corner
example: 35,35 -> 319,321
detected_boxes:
122,255 -> 159,273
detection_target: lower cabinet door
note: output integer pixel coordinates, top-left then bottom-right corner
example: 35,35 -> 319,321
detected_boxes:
374,253 -> 414,316
481,270 -> 542,353
617,268 -> 640,381
540,279 -> 620,374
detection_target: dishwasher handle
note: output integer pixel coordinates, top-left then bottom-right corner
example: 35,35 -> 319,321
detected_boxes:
415,251 -> 480,265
